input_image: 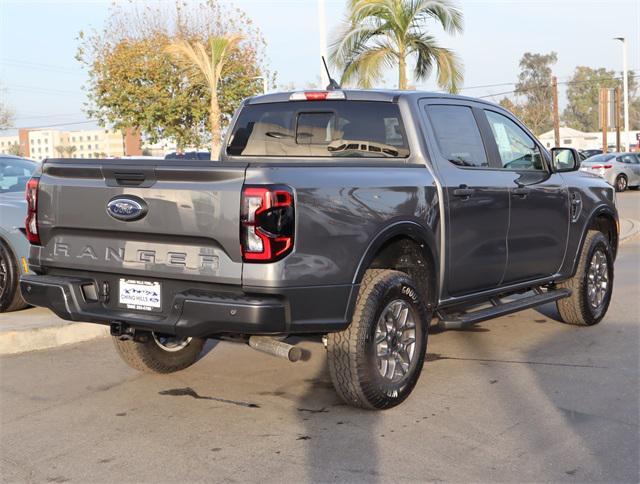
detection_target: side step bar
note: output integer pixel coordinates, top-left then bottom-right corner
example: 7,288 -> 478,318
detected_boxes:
437,288 -> 571,330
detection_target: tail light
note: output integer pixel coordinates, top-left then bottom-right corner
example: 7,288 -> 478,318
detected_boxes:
25,177 -> 41,245
591,164 -> 613,170
241,186 -> 294,262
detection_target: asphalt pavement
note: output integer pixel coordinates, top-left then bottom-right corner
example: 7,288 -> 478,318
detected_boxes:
1,192 -> 638,483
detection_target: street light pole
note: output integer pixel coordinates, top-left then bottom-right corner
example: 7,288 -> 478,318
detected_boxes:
319,0 -> 329,87
252,76 -> 268,95
614,37 -> 629,151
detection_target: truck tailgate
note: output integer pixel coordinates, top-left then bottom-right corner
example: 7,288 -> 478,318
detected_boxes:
33,159 -> 247,285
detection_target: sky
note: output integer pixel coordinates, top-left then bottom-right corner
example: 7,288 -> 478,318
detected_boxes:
1,0 -> 639,133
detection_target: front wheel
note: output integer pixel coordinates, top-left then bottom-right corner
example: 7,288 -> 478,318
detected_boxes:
327,269 -> 430,410
112,331 -> 205,373
556,231 -> 614,326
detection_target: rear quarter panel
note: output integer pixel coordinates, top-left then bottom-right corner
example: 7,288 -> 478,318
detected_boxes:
242,164 -> 439,288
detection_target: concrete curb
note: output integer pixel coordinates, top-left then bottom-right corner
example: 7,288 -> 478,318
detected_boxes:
0,323 -> 108,355
620,218 -> 640,244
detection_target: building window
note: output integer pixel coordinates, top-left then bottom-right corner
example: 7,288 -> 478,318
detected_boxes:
95,135 -> 98,140
80,145 -> 83,150
87,144 -> 91,150
72,137 -> 76,142
563,139 -> 572,145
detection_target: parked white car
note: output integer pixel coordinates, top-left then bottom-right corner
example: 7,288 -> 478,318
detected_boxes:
580,152 -> 640,192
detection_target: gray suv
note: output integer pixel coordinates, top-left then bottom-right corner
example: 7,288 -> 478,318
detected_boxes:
20,90 -> 618,409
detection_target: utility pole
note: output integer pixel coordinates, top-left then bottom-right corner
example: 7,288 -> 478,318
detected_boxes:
318,0 -> 329,87
552,76 -> 560,147
615,87 -> 622,152
599,88 -> 608,152
614,37 -> 629,150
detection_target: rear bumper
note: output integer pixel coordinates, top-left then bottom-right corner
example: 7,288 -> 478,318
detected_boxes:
20,274 -> 356,337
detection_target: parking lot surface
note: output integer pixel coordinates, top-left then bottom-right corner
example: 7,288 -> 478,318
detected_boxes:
1,193 -> 638,483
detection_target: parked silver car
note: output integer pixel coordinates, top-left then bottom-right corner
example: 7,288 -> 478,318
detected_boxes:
579,152 -> 640,192
0,155 -> 37,312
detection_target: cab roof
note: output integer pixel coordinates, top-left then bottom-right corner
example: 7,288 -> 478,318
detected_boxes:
246,89 -> 500,109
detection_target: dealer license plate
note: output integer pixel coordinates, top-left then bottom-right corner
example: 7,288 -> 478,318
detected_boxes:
119,279 -> 161,311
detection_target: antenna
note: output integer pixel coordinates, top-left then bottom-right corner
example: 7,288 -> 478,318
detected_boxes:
322,56 -> 341,91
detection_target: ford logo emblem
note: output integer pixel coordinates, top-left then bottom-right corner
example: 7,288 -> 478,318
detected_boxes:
106,196 -> 147,221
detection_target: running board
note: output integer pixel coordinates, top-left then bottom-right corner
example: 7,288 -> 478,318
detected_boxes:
437,288 -> 571,330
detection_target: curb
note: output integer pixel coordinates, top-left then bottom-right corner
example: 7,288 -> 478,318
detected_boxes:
620,218 -> 640,244
0,322 -> 108,355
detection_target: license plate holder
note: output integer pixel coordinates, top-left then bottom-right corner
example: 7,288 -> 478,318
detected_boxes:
119,279 -> 161,312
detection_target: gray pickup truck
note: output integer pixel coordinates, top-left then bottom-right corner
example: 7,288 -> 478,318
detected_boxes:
21,89 -> 618,409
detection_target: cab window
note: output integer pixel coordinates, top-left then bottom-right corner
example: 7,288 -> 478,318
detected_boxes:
485,110 -> 544,171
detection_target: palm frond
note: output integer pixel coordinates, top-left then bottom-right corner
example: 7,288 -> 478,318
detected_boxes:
341,42 -> 396,88
413,0 -> 464,35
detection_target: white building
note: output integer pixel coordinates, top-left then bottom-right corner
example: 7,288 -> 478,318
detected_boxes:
0,135 -> 19,155
538,126 -> 640,151
0,128 -> 127,161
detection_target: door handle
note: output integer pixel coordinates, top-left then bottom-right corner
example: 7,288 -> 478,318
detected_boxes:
512,187 -> 528,198
453,187 -> 474,198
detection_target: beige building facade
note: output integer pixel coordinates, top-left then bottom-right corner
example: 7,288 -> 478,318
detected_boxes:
0,128 -> 134,161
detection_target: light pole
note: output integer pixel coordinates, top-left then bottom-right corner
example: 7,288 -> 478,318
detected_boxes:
252,76 -> 268,95
614,37 -> 629,151
319,0 -> 329,87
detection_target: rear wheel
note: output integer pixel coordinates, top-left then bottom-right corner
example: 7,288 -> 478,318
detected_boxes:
556,231 -> 614,326
615,174 -> 628,192
0,241 -> 28,313
327,269 -> 430,410
112,331 -> 205,373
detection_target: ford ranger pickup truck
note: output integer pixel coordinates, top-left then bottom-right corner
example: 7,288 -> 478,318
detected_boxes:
20,90 -> 618,410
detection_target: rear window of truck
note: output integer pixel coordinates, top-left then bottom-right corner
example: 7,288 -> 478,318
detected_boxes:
227,101 -> 410,158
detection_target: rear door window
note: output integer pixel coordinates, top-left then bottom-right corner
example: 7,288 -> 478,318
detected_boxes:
227,101 -> 409,158
426,105 -> 489,167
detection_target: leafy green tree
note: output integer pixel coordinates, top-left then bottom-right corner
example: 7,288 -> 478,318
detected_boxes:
499,97 -> 522,119
165,34 -> 243,157
77,0 -> 266,152
330,0 -> 464,92
512,52 -> 557,135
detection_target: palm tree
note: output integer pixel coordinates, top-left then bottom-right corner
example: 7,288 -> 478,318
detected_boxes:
165,34 -> 243,158
63,145 -> 77,158
330,0 -> 464,92
54,145 -> 66,157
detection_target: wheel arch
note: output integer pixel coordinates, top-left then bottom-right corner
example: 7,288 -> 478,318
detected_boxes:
570,206 -> 618,277
351,222 -> 439,311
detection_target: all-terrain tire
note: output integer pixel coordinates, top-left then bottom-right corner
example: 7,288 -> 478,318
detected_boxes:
0,240 -> 28,313
112,332 -> 205,373
556,230 -> 614,326
327,269 -> 430,410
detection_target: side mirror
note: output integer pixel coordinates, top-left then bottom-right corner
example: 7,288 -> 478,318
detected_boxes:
551,147 -> 580,172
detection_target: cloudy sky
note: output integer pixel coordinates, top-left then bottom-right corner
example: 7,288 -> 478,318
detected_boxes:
1,0 -> 638,132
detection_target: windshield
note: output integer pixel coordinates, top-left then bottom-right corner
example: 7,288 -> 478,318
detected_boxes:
227,101 -> 410,158
0,157 -> 37,193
